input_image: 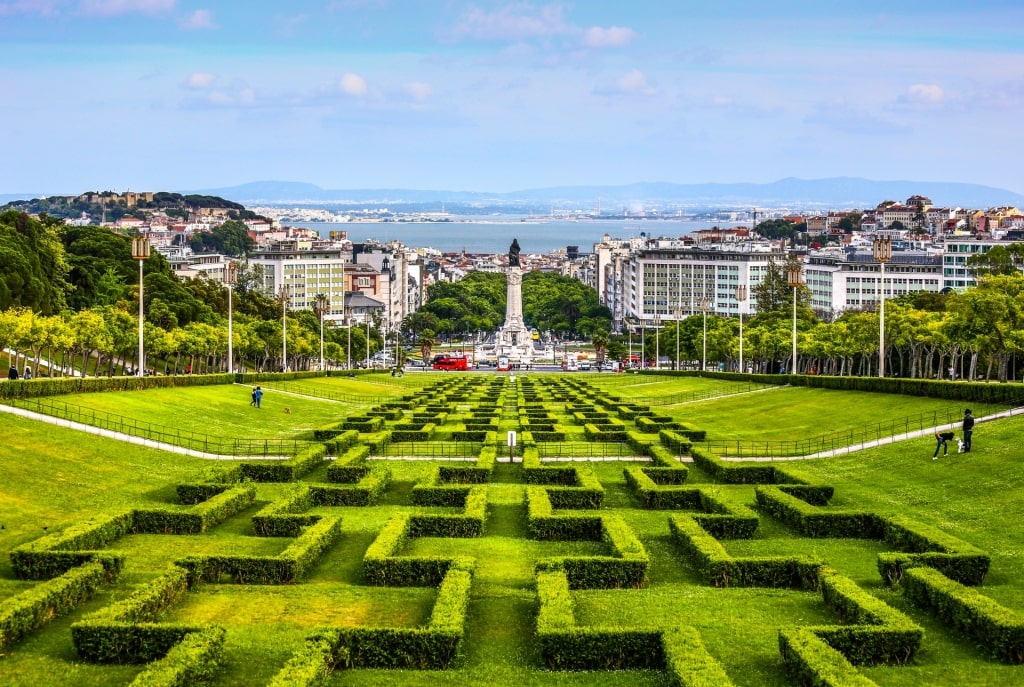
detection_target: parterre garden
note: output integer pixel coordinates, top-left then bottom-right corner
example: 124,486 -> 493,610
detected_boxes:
1,372 -> 1023,686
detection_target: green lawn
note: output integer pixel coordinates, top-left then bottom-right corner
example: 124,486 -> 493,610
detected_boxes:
1,376 -> 1022,686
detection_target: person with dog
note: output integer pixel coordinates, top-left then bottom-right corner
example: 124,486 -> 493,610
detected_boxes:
933,430 -> 955,459
962,409 -> 974,453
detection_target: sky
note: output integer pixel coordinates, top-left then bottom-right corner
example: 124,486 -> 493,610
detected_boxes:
2,0 -> 1024,196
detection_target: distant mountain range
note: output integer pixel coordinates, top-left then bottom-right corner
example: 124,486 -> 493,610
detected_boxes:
4,177 -> 1022,211
185,177 -> 1024,211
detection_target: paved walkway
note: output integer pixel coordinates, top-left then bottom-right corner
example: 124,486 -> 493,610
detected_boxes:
722,406 -> 1024,462
3,392 -> 1020,465
0,401 -> 288,461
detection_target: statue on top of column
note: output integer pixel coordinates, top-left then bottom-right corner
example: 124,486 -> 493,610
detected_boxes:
508,238 -> 521,267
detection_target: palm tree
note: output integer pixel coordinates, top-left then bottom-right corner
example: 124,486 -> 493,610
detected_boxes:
420,329 -> 436,365
591,329 -> 609,365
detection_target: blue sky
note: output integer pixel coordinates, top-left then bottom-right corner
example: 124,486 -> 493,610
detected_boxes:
2,0 -> 1023,196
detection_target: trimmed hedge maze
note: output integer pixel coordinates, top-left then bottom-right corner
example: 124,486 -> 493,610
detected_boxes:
1,373 -> 1022,686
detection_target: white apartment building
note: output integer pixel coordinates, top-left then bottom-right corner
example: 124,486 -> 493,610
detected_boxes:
613,242 -> 788,329
249,239 -> 381,324
804,249 -> 943,314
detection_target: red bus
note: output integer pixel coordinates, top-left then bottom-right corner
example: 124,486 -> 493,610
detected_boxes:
432,355 -> 469,371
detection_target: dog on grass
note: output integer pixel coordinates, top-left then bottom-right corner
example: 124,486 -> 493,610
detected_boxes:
956,437 -> 965,453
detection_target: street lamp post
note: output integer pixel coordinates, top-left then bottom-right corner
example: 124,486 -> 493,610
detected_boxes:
225,261 -> 237,374
735,284 -> 747,374
314,294 -> 329,372
131,235 -> 150,377
873,237 -> 893,378
701,298 -> 711,372
674,303 -> 681,371
280,282 -> 290,372
627,318 -> 633,368
653,315 -> 661,370
787,265 -> 803,375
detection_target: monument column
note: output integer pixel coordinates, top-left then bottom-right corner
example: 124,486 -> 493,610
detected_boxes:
496,238 -> 533,363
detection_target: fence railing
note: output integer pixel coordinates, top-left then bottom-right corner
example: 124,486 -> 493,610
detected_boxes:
536,442 -> 643,458
375,440 -> 483,458
598,382 -> 778,407
6,396 -> 312,457
240,380 -> 389,405
699,404 -> 992,458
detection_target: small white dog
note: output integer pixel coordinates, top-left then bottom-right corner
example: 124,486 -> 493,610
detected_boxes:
955,437 -> 965,453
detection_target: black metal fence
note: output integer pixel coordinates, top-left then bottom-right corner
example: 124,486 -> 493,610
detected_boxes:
7,397 -> 312,457
699,405 -> 992,458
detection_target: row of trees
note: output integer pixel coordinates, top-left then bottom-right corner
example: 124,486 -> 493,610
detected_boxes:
404,271 -> 612,345
628,262 -> 1024,383
0,210 -> 390,375
0,302 -> 385,378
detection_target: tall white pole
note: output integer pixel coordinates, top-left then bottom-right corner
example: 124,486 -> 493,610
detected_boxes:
874,237 -> 891,378
792,285 -> 798,374
138,257 -> 144,377
131,236 -> 150,377
879,260 -> 886,378
227,285 -> 233,373
226,261 -> 236,374
736,284 -> 747,374
320,311 -> 325,372
702,302 -> 707,372
281,283 -> 288,372
787,266 -> 802,375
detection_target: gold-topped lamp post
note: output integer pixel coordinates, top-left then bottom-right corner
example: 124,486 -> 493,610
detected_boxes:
279,282 -> 290,372
701,298 -> 711,372
653,314 -> 661,370
787,265 -> 803,375
314,294 -> 329,372
131,235 -> 150,377
873,237 -> 893,378
736,284 -> 747,374
225,261 -> 237,374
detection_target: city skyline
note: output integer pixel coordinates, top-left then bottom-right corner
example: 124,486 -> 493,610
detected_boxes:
3,1 -> 1023,196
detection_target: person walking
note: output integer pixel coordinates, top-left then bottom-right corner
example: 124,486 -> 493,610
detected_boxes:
933,430 -> 954,459
962,409 -> 974,453
23,366 -> 31,380
250,388 -> 257,406
8,365 -> 18,380
254,386 -> 263,409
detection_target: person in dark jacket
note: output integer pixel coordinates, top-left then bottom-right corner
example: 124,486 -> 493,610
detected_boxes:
8,365 -> 18,380
933,431 -> 954,459
962,409 -> 975,452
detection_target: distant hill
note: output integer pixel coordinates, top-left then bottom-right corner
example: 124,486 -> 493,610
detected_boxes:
188,177 -> 1024,211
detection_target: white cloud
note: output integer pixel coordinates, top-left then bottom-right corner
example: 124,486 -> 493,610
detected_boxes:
180,8 -> 213,30
404,81 -> 433,101
0,1 -> 61,16
582,26 -> 634,48
617,69 -> 655,95
79,0 -> 175,16
184,72 -> 216,89
906,83 -> 944,102
450,3 -> 570,42
340,73 -> 368,96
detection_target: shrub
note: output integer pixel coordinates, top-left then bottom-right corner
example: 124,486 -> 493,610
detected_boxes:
902,566 -> 1024,663
11,511 -> 134,580
71,566 -> 204,664
128,625 -> 226,687
0,561 -> 110,649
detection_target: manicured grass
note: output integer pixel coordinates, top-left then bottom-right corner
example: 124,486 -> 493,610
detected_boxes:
667,385 -> 1007,442
1,376 -> 1022,686
49,383 -> 367,440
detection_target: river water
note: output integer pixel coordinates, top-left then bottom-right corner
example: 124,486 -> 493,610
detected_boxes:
289,218 -> 747,254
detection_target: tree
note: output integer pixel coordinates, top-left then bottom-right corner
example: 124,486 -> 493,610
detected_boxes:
0,211 -> 70,314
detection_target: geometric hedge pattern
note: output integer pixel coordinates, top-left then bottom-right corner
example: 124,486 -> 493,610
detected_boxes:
1,374 -> 1021,687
